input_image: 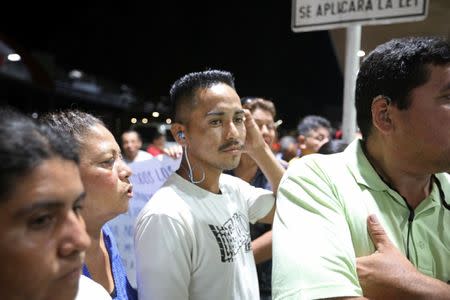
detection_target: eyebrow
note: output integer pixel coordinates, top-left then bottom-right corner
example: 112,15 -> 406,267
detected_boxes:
94,147 -> 120,161
205,109 -> 245,117
14,191 -> 86,218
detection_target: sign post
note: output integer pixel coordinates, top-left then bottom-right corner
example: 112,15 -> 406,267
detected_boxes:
342,24 -> 361,143
292,0 -> 428,141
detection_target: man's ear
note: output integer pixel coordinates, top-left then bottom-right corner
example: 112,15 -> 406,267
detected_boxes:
170,123 -> 187,146
297,135 -> 306,150
371,95 -> 393,134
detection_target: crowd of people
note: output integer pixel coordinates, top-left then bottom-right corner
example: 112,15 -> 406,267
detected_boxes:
0,36 -> 449,300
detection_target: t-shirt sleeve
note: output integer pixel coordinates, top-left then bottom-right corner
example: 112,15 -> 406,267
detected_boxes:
232,176 -> 275,224
272,157 -> 362,299
76,275 -> 112,300
134,212 -> 191,300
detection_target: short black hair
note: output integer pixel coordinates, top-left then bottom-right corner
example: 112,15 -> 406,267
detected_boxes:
169,70 -> 235,123
356,36 -> 450,139
297,115 -> 332,136
41,109 -> 104,148
0,108 -> 79,201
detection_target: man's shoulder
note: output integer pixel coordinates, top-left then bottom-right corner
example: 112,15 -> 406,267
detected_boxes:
436,172 -> 450,193
437,172 -> 450,180
219,173 -> 269,194
139,176 -> 190,217
288,152 -> 348,176
280,152 -> 358,200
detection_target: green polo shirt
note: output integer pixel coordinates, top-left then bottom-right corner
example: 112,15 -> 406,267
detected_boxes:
272,139 -> 450,300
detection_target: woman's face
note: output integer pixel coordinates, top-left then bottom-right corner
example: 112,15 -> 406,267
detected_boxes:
0,158 -> 90,300
79,124 -> 133,223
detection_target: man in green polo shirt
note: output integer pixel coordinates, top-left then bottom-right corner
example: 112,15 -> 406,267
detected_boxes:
272,36 -> 450,299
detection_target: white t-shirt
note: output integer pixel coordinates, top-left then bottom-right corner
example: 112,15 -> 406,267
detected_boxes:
75,275 -> 112,300
134,173 -> 275,300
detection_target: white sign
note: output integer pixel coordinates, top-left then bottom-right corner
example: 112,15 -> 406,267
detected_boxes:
107,155 -> 181,287
292,0 -> 428,32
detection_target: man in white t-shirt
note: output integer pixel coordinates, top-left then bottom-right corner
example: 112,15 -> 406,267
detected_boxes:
134,70 -> 285,300
121,130 -> 153,164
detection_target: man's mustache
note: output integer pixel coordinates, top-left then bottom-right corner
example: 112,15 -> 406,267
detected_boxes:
218,140 -> 244,152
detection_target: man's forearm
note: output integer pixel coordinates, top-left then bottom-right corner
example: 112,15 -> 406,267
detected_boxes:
361,272 -> 450,300
250,143 -> 284,194
251,230 -> 272,264
413,272 -> 450,300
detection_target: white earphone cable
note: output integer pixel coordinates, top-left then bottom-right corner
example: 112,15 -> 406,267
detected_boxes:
183,145 -> 205,184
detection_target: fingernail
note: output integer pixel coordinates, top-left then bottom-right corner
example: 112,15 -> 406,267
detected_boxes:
369,214 -> 379,224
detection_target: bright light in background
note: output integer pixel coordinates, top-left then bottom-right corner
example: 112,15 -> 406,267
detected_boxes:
357,50 -> 366,57
152,111 -> 160,118
142,118 -> 148,124
69,69 -> 83,79
31,112 -> 38,119
131,118 -> 137,124
166,118 -> 172,124
7,53 -> 21,62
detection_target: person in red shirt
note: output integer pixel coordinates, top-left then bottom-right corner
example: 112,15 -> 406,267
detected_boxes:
146,132 -> 166,156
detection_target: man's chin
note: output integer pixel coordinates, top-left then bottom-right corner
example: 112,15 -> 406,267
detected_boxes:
221,158 -> 241,171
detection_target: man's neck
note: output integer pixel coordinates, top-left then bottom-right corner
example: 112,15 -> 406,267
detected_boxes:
365,138 -> 432,209
177,161 -> 222,194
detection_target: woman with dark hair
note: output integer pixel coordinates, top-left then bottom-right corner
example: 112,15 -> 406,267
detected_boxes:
43,110 -> 136,300
0,108 -> 111,300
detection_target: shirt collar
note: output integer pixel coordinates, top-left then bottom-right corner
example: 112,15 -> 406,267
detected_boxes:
344,139 -> 388,192
345,139 -> 447,206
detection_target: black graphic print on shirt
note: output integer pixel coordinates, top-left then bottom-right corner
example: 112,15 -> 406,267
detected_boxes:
209,212 -> 251,262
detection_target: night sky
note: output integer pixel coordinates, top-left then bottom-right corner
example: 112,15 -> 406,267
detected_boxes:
1,2 -> 343,131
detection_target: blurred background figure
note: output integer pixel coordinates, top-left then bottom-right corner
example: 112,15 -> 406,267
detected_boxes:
146,131 -> 166,156
43,110 -> 137,300
146,131 -> 182,159
276,135 -> 299,162
290,115 -> 333,164
121,130 -> 152,164
0,108 -> 98,300
297,115 -> 333,156
318,139 -> 349,154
